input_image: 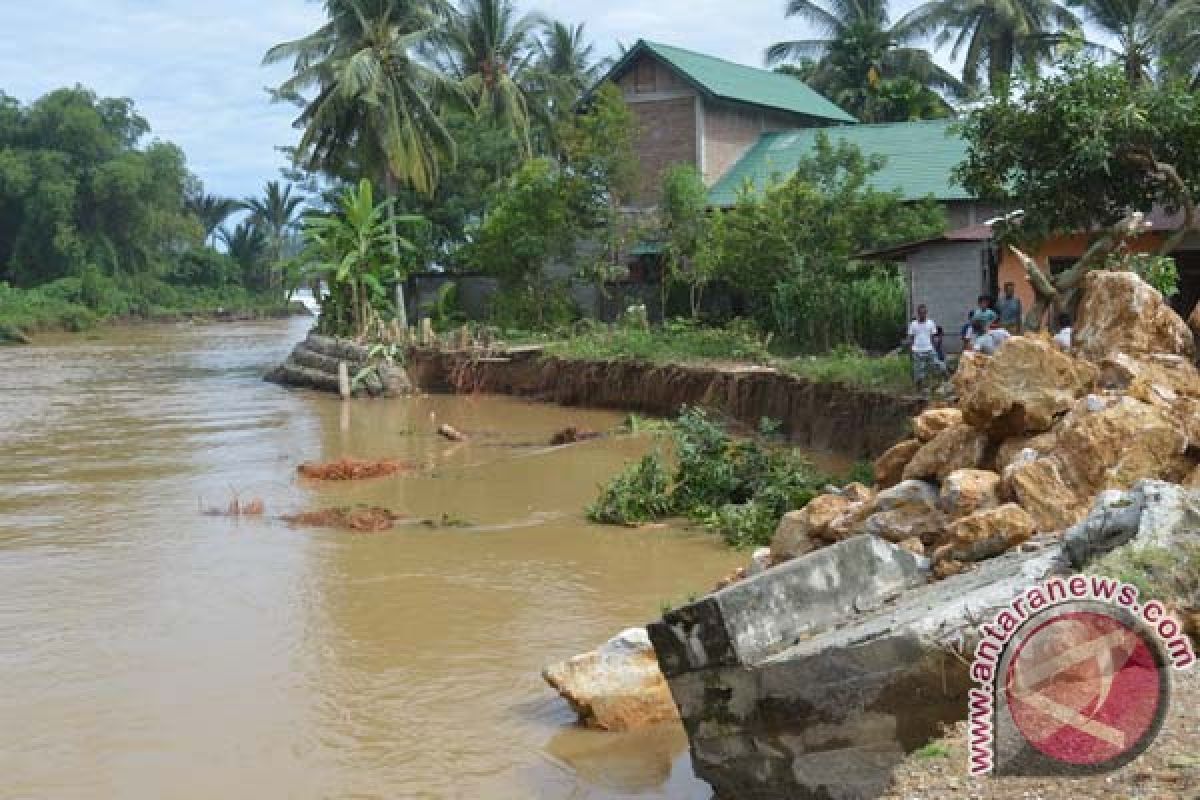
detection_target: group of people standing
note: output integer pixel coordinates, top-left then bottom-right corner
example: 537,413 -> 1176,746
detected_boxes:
905,282 -> 1074,391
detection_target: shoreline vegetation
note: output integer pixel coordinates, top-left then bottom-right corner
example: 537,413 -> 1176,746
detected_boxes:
0,279 -> 299,343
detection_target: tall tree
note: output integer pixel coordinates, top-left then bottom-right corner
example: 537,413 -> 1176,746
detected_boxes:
434,0 -> 545,153
766,0 -> 964,122
264,0 -> 460,196
219,222 -> 269,287
1160,0 -> 1200,87
243,181 -> 305,288
527,21 -> 605,152
901,0 -> 1082,94
1066,0 -> 1171,86
187,192 -> 240,246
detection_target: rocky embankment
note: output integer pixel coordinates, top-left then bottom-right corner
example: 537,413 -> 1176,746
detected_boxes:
267,331 -> 412,397
545,270 -> 1200,800
409,352 -> 920,459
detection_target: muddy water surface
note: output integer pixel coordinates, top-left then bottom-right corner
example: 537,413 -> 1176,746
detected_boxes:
0,318 -> 747,800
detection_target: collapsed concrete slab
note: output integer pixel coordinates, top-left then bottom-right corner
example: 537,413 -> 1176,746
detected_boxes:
648,535 -> 1070,800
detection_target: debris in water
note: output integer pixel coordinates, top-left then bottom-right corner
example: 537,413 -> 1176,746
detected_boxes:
551,427 -> 602,446
438,424 -> 468,442
297,458 -> 415,481
282,506 -> 406,533
203,494 -> 266,517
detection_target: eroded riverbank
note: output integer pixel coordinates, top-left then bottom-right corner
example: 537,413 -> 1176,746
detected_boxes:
0,318 -> 744,800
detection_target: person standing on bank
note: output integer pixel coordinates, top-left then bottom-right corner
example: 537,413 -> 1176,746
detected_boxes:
997,283 -> 1023,334
906,305 -> 946,392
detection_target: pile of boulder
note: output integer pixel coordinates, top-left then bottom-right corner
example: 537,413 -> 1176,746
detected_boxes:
771,269 -> 1200,580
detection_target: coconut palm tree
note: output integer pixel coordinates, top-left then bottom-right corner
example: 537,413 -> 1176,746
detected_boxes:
525,21 -> 606,152
218,221 -> 269,287
766,0 -> 965,122
242,181 -> 305,288
1159,0 -> 1200,86
433,0 -> 546,153
264,0 -> 461,196
1066,0 -> 1171,86
900,0 -> 1082,94
187,192 -> 240,246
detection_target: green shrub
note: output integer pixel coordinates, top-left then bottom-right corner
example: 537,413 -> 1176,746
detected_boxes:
587,453 -> 673,525
590,407 -> 831,547
784,347 -> 913,392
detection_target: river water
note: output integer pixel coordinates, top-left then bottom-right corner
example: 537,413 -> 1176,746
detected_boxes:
0,318 -> 746,800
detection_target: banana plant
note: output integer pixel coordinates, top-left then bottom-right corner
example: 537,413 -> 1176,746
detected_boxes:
296,179 -> 422,339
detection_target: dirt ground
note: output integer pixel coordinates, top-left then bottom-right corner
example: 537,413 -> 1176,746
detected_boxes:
883,668 -> 1200,799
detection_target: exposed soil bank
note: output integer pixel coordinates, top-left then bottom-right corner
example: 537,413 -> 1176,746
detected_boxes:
409,350 -> 922,460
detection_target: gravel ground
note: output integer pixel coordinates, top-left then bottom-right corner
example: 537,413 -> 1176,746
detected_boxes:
883,668 -> 1200,800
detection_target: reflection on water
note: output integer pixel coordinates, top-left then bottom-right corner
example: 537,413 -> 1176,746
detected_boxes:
0,318 -> 740,800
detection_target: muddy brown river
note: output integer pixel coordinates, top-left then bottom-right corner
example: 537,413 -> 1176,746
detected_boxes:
0,318 -> 749,800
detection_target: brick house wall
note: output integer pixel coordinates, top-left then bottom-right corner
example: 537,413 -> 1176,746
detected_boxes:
616,53 -> 699,205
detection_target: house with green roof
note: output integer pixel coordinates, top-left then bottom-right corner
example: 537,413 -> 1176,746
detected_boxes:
600,40 -> 998,230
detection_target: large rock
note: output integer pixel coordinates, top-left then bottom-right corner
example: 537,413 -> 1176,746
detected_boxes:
955,336 -> 1097,438
913,408 -> 963,442
934,503 -> 1036,563
769,492 -> 858,562
1055,395 -> 1190,493
543,628 -> 679,732
649,536 -> 1067,800
902,424 -> 989,482
863,508 -> 948,544
939,469 -> 1001,518
874,439 -> 922,490
1075,270 -> 1196,362
1006,456 -> 1087,532
871,480 -> 940,513
994,431 -> 1058,474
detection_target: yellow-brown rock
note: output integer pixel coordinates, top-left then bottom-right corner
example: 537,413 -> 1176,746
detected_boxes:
913,408 -> 963,442
1075,270 -> 1196,362
902,424 -> 990,483
825,500 -> 874,542
543,628 -> 679,732
939,469 -> 1002,519
874,439 -> 922,490
934,504 -> 1036,563
770,509 -> 820,562
862,508 -> 948,544
1006,457 -> 1087,532
995,432 -> 1058,474
956,337 -> 1098,438
1055,395 -> 1190,493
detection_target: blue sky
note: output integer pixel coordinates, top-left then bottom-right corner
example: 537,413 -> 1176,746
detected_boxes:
0,1 -> 1064,201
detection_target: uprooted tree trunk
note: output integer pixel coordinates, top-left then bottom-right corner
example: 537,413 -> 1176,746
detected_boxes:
1011,149 -> 1198,331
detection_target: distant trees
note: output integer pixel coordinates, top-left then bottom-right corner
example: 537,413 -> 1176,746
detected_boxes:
0,87 -> 199,287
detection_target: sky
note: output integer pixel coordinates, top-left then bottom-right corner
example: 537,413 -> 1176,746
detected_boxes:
0,0 -> 1013,201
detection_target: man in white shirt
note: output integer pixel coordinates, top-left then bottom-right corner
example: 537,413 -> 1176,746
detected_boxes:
906,305 -> 946,391
1054,313 -> 1073,351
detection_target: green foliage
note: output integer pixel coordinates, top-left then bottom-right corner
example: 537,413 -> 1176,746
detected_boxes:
548,318 -> 769,364
587,453 -> 674,525
957,59 -> 1200,243
1093,543 -> 1200,606
0,87 -> 201,287
660,165 -> 714,318
487,281 -> 579,331
767,1 -> 963,122
710,135 -> 944,351
915,742 -> 953,760
1108,250 -> 1180,297
590,407 -> 831,548
296,179 -> 419,338
783,347 -> 914,391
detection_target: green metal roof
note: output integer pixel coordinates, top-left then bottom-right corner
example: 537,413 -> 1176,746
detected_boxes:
606,40 -> 857,124
708,119 -> 972,207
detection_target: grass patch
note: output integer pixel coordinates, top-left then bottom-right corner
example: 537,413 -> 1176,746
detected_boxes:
547,318 -> 770,365
914,742 -> 953,760
0,278 -> 290,339
782,347 -> 913,392
1092,543 -> 1200,606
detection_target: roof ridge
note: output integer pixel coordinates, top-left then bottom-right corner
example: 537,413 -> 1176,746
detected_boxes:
642,39 -> 775,75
